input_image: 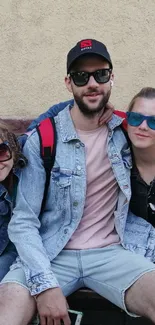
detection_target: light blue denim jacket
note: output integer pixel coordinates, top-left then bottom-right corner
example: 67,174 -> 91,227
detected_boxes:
8,105 -> 132,295
26,100 -> 155,277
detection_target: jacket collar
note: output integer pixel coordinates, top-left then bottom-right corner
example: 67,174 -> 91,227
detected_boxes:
57,105 -> 124,142
108,113 -> 124,130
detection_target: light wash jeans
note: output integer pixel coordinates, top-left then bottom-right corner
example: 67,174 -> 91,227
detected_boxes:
2,244 -> 155,317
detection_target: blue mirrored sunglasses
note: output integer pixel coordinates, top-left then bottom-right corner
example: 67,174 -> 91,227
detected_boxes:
126,112 -> 155,130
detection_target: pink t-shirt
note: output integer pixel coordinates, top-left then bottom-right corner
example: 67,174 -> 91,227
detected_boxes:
65,125 -> 120,249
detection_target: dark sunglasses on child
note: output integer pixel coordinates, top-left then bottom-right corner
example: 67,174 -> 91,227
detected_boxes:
69,68 -> 112,87
0,141 -> 12,162
126,112 -> 155,130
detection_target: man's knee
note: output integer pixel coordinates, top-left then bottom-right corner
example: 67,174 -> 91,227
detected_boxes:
125,271 -> 155,321
0,283 -> 36,325
0,282 -> 28,297
0,282 -> 35,309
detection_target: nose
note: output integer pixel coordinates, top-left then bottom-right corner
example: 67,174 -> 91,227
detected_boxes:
139,119 -> 148,130
87,75 -> 99,88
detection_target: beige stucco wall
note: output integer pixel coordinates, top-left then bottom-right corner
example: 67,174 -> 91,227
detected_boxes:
0,0 -> 155,118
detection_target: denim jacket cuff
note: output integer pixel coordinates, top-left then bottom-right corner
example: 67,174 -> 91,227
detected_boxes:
27,272 -> 60,295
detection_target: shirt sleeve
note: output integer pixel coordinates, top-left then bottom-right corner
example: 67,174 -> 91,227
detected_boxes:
27,99 -> 74,131
8,131 -> 60,295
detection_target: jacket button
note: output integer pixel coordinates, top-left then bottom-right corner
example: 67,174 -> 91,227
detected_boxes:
32,284 -> 37,289
76,143 -> 80,148
64,229 -> 68,234
73,201 -> 78,207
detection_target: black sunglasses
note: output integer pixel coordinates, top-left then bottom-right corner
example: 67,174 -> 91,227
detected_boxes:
69,68 -> 112,87
0,141 -> 12,162
127,112 -> 155,130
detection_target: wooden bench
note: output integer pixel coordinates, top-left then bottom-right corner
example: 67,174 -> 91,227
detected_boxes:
1,117 -> 153,325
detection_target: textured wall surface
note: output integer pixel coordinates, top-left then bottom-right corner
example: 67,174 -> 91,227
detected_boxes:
0,0 -> 155,118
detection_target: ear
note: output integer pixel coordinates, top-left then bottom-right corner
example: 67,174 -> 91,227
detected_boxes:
110,73 -> 114,87
65,76 -> 73,94
110,80 -> 114,87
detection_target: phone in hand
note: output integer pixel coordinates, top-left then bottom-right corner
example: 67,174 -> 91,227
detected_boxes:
67,309 -> 83,325
68,309 -> 83,325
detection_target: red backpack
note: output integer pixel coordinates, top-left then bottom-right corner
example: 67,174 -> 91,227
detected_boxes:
36,117 -> 56,213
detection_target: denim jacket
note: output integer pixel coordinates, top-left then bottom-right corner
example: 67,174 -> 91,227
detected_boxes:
8,105 -> 132,295
26,100 -> 155,280
0,170 -> 19,255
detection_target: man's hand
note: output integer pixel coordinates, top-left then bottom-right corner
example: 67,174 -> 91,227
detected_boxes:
99,101 -> 114,125
36,287 -> 71,325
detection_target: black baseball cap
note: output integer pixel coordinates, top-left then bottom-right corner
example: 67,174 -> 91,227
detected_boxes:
67,39 -> 113,74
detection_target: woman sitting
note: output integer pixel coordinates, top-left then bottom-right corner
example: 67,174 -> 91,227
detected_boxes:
123,87 -> 155,261
0,121 -> 27,280
127,87 -> 155,226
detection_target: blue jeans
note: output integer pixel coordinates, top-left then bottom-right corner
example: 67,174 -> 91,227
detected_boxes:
2,244 -> 155,317
0,242 -> 17,281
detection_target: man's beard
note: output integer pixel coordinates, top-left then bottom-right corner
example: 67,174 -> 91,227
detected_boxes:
74,90 -> 111,118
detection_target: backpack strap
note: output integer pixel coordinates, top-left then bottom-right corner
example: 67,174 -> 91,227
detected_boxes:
113,110 -> 131,145
36,117 -> 56,213
114,110 -> 127,130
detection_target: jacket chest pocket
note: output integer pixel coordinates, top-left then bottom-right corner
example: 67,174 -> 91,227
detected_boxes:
51,169 -> 72,210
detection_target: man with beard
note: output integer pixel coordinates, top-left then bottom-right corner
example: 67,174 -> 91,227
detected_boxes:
1,39 -> 155,325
